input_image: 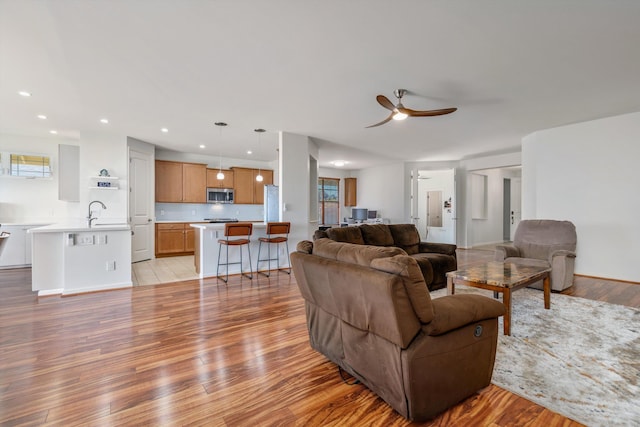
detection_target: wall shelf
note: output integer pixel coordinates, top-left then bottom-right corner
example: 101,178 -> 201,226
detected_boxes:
89,176 -> 119,190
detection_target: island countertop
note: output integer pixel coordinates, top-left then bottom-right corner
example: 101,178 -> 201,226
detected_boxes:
29,222 -> 131,233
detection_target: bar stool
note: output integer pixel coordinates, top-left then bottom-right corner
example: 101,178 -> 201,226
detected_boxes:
0,231 -> 10,257
216,222 -> 253,283
256,222 -> 291,277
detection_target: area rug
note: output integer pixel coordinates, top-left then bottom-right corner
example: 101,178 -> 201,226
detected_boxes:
431,286 -> 640,427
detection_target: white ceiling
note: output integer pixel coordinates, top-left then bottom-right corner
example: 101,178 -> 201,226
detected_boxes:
2,1 -> 640,169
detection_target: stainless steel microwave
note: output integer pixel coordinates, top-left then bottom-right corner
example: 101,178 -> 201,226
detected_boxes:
207,188 -> 234,204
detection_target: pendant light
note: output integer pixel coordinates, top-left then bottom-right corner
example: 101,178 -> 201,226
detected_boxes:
215,122 -> 227,180
254,128 -> 265,182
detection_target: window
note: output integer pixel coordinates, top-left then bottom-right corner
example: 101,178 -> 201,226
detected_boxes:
9,154 -> 52,177
318,177 -> 339,225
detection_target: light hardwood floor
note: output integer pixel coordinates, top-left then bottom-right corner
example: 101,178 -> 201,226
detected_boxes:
1,248 -> 638,426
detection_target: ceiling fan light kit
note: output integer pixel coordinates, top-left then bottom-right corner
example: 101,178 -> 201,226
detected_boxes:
366,88 -> 456,128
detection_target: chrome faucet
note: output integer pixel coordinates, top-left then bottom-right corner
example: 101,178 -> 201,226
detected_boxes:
87,200 -> 107,227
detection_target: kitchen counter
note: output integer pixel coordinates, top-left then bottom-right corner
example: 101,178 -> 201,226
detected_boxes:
29,222 -> 132,295
29,222 -> 131,233
190,222 -> 284,278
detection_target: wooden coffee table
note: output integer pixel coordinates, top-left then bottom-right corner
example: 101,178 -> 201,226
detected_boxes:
446,261 -> 551,336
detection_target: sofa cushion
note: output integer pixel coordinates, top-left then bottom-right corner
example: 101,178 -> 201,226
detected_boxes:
312,238 -> 406,267
371,255 -> 435,324
413,253 -> 458,289
326,227 -> 365,245
360,224 -> 395,246
388,224 -> 421,255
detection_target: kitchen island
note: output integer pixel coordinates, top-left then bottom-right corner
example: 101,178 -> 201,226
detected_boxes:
29,222 -> 132,295
191,222 -> 288,279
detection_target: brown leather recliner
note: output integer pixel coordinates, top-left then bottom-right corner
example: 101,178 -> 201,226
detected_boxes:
291,238 -> 505,421
314,223 -> 456,291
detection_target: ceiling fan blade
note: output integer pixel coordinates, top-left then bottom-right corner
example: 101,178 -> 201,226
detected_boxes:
365,114 -> 394,128
376,95 -> 396,111
401,107 -> 457,117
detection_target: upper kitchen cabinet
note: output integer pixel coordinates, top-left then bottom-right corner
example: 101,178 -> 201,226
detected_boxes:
232,167 -> 273,204
155,160 -> 207,203
206,168 -> 234,189
344,177 -> 357,207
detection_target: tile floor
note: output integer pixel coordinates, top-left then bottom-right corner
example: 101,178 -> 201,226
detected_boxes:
132,255 -> 200,286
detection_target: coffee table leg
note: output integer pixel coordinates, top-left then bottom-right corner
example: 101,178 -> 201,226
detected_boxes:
543,274 -> 551,309
502,289 -> 511,336
447,276 -> 455,295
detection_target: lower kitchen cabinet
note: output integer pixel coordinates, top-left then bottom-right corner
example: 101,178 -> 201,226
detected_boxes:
155,223 -> 201,257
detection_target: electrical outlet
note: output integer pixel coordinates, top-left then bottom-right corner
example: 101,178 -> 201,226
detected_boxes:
75,234 -> 94,245
160,210 -> 165,216
191,210 -> 196,215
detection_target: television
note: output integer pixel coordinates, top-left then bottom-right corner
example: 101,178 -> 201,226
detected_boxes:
352,208 -> 368,223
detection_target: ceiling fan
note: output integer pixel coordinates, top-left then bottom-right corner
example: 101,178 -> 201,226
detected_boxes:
366,89 -> 457,128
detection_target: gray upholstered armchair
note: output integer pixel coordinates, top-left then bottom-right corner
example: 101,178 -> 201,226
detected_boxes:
494,219 -> 577,291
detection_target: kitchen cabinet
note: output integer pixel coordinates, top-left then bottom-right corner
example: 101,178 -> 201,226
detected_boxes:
206,168 -> 234,188
344,177 -> 357,207
155,223 -> 202,257
232,167 -> 273,204
155,160 -> 207,203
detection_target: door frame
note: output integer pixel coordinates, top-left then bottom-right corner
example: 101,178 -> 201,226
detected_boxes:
128,139 -> 155,262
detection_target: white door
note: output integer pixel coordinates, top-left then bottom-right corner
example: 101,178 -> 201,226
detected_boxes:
129,148 -> 154,262
416,169 -> 456,244
510,177 -> 522,241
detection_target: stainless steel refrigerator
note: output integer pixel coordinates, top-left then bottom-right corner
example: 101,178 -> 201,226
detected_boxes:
264,184 -> 279,223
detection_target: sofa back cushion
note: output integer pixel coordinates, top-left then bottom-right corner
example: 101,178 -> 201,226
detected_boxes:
514,220 -> 577,260
312,238 -> 406,266
360,224 -> 395,246
370,255 -> 434,324
388,224 -> 421,255
293,239 -> 423,348
325,226 -> 365,245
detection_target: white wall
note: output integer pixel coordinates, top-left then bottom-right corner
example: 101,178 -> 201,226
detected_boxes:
0,132 -> 129,223
80,131 -> 129,223
280,132 -> 318,243
355,162 -> 406,224
466,168 -> 508,246
522,111 -> 640,282
0,133 -> 80,222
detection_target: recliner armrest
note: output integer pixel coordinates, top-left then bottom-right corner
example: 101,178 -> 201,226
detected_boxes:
423,294 -> 505,336
548,249 -> 576,263
418,242 -> 457,256
494,244 -> 520,261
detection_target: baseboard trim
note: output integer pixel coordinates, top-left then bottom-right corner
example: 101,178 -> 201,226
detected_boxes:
574,274 -> 640,286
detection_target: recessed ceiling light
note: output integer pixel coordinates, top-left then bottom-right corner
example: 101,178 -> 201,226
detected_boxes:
199,144 -> 205,149
332,160 -> 349,167
18,91 -> 32,97
49,130 -> 58,134
161,128 -> 168,133
100,118 -> 109,124
37,114 -> 47,120
247,150 -> 252,155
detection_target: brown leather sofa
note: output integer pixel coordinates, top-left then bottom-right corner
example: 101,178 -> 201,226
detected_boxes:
291,238 -> 505,421
314,223 -> 456,291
